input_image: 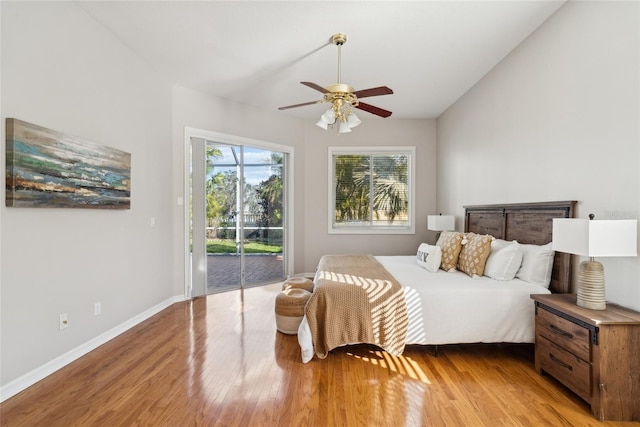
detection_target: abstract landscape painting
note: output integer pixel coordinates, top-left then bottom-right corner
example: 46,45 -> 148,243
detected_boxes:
6,118 -> 131,209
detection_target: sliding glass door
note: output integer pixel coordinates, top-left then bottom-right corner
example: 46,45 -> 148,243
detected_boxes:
190,136 -> 287,296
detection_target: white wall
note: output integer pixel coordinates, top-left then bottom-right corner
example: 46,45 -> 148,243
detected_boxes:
302,119 -> 437,272
437,1 -> 640,310
1,2 -> 174,388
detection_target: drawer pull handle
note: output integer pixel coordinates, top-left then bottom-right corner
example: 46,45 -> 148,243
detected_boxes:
549,353 -> 573,371
549,324 -> 573,339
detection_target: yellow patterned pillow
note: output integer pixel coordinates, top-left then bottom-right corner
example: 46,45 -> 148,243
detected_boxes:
457,233 -> 494,277
435,231 -> 465,271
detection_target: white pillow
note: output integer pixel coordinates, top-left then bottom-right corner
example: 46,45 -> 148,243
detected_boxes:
484,240 -> 523,281
417,243 -> 442,273
516,242 -> 555,287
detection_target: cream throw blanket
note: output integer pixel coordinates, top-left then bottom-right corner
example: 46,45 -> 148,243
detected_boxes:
304,255 -> 409,359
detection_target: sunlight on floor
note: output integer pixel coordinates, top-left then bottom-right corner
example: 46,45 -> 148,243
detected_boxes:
345,349 -> 432,384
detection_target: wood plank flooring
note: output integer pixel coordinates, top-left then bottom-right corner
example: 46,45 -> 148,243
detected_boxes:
0,283 -> 632,426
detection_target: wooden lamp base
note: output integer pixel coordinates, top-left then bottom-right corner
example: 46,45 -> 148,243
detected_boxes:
577,260 -> 605,310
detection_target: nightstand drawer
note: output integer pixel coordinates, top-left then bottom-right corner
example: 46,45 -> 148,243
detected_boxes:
536,305 -> 590,361
538,336 -> 591,402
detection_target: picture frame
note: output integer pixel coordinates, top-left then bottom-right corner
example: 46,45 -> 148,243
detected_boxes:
5,118 -> 131,209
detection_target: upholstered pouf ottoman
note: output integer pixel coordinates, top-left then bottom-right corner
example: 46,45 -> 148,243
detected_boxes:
282,276 -> 314,293
275,288 -> 312,335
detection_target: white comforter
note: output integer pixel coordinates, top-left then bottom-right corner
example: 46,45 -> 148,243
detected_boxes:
298,255 -> 550,363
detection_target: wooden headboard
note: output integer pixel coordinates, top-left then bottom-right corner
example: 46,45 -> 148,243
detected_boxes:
464,201 -> 576,294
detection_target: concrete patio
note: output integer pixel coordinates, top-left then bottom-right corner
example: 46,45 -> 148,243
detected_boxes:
206,254 -> 285,293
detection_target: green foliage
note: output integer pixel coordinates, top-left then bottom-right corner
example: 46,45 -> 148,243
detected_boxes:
205,149 -> 284,240
206,170 -> 238,228
254,153 -> 283,230
334,154 -> 408,224
335,155 -> 370,221
207,240 -> 282,254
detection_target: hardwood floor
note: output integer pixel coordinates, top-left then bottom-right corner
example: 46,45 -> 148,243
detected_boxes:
0,283 -> 632,426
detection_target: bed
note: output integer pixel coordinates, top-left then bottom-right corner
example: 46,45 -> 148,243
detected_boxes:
298,201 -> 576,363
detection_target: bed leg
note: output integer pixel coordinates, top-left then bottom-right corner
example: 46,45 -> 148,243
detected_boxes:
434,345 -> 439,357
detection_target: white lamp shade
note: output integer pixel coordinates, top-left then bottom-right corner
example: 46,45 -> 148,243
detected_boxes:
315,120 -> 329,130
338,121 -> 351,134
347,112 -> 361,128
427,215 -> 455,231
552,218 -> 637,257
321,108 -> 336,124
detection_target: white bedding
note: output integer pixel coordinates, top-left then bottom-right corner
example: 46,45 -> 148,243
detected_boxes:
298,255 -> 550,362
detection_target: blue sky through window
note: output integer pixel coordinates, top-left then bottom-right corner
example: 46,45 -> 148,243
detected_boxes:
208,145 -> 281,186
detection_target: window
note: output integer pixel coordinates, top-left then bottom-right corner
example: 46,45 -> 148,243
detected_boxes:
328,146 -> 415,234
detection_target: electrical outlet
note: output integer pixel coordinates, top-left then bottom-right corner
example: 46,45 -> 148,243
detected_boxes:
59,313 -> 68,330
94,302 -> 101,316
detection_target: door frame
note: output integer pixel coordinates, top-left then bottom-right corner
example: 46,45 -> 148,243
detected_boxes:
183,127 -> 295,298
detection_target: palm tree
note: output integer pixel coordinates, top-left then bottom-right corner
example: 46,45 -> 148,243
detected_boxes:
335,155 -> 370,221
205,145 -> 222,175
372,155 -> 408,222
334,154 -> 408,224
255,153 -> 284,239
204,146 -> 232,235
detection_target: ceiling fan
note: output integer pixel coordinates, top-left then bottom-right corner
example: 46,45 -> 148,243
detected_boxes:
278,33 -> 393,133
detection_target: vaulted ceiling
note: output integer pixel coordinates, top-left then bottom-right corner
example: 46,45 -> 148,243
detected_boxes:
78,1 -> 565,119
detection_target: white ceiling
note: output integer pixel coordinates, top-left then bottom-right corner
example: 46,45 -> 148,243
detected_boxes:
77,0 -> 566,120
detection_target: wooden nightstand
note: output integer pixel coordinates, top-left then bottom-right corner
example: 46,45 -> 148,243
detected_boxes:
531,293 -> 640,422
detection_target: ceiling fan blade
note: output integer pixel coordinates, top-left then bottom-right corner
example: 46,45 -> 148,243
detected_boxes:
278,99 -> 324,110
301,81 -> 328,94
353,86 -> 393,99
356,102 -> 392,118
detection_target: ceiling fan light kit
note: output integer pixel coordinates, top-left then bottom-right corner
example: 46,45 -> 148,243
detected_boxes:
279,33 -> 393,134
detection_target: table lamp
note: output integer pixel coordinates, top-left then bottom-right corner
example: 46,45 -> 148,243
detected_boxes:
428,214 -> 455,242
552,215 -> 637,310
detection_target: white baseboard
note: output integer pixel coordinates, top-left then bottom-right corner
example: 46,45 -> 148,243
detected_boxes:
0,294 -> 187,402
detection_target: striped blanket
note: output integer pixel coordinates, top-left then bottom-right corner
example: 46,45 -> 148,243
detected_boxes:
304,255 -> 409,359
